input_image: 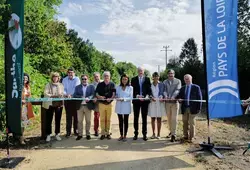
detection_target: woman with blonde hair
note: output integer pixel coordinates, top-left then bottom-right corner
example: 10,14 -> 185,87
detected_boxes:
20,73 -> 35,144
42,72 -> 64,142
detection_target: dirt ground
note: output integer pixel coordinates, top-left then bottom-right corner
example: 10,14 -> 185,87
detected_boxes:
192,114 -> 250,170
0,105 -> 250,170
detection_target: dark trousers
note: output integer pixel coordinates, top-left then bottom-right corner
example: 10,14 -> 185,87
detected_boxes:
118,114 -> 129,136
46,106 -> 63,135
65,101 -> 78,134
133,101 -> 149,136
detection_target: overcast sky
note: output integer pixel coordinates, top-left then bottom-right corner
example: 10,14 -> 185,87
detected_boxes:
57,0 -> 202,73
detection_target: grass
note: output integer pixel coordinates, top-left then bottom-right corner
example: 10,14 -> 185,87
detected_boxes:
194,153 -> 208,164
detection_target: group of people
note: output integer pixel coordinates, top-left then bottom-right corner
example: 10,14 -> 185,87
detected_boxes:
21,67 -> 202,144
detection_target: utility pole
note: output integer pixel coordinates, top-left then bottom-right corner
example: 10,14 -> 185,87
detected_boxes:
161,45 -> 172,69
158,65 -> 160,73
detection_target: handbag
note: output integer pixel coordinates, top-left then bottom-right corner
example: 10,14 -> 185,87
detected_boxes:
49,83 -> 63,108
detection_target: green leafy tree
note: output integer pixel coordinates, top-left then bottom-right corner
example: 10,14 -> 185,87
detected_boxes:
179,38 -> 199,65
0,35 -> 4,99
238,0 -> 250,98
115,62 -> 137,78
144,69 -> 151,77
24,0 -> 73,73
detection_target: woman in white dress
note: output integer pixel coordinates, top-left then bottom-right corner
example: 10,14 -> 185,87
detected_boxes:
115,74 -> 133,141
148,72 -> 166,139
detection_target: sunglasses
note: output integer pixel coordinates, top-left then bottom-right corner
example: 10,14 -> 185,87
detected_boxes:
82,78 -> 87,80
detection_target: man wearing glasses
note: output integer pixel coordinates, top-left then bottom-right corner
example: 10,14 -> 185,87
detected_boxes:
163,69 -> 181,142
73,75 -> 95,140
62,68 -> 80,137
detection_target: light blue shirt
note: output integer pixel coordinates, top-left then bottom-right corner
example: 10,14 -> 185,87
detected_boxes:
185,84 -> 192,106
115,86 -> 133,115
62,76 -> 81,95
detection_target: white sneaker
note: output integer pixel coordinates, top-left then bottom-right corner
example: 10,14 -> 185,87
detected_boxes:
46,135 -> 51,142
55,135 -> 61,141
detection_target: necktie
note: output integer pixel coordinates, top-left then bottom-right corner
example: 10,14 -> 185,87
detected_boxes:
139,77 -> 142,96
185,85 -> 190,106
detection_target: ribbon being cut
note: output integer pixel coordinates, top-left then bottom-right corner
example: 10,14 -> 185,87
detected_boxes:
23,97 -> 246,105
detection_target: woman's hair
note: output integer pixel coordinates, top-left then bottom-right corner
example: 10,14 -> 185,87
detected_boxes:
120,74 -> 130,87
50,72 -> 61,83
23,73 -> 30,85
152,72 -> 159,77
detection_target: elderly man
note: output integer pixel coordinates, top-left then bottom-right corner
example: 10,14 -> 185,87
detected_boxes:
92,72 -> 102,136
177,74 -> 202,142
95,71 -> 116,140
62,68 -> 81,137
163,69 -> 181,142
131,67 -> 152,141
74,75 -> 95,140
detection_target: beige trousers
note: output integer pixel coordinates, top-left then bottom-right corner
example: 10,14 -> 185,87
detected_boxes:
99,103 -> 112,135
165,103 -> 179,135
77,105 -> 92,136
182,108 -> 196,140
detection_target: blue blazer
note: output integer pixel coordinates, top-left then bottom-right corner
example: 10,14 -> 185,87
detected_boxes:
73,84 -> 95,110
177,84 -> 202,114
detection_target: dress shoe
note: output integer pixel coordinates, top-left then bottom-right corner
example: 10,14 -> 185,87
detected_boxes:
76,136 -> 82,141
86,135 -> 91,140
143,136 -> 148,141
74,132 -> 78,136
166,133 -> 171,138
65,133 -> 71,138
94,132 -> 99,137
170,135 -> 176,142
100,135 -> 105,140
133,135 -> 138,140
107,135 -> 112,140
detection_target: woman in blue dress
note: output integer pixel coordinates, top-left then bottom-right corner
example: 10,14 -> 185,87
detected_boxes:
115,74 -> 133,141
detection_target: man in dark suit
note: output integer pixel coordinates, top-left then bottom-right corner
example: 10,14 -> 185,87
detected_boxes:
131,67 -> 152,141
177,74 -> 202,142
73,74 -> 95,141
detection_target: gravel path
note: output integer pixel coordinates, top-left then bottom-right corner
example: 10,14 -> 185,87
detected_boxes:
8,107 -> 204,170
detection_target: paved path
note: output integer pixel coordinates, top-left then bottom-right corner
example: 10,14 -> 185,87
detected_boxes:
14,107 -> 204,170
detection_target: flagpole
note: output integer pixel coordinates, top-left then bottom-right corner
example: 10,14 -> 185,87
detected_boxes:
200,0 -> 211,145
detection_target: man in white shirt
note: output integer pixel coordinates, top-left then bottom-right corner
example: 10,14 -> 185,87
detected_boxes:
62,68 -> 80,137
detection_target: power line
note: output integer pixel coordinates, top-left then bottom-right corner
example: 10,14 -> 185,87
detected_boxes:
161,45 -> 172,69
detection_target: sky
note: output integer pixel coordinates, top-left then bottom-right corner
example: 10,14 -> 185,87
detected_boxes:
57,0 -> 202,74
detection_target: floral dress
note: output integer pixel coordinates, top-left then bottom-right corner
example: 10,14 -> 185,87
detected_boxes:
21,86 -> 33,127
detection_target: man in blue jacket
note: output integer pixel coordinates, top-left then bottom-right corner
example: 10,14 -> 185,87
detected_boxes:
177,74 -> 202,142
74,74 -> 95,140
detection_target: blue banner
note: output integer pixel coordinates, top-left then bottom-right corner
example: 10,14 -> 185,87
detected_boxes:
204,0 -> 242,118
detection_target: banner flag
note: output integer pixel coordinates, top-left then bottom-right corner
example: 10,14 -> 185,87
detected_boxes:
204,0 -> 242,118
5,0 -> 24,134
